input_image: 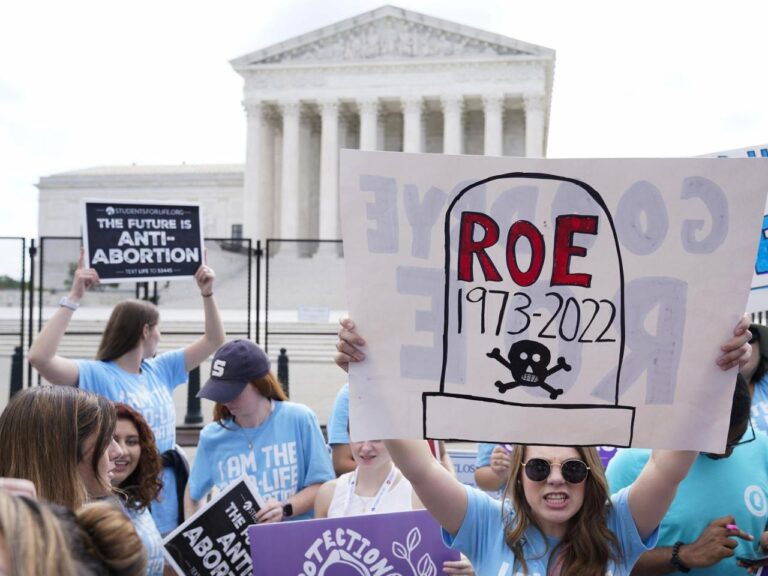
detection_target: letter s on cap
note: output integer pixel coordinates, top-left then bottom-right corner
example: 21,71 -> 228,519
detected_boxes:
212,359 -> 227,377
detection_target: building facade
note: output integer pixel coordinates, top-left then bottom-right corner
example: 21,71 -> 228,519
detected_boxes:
38,5 -> 555,243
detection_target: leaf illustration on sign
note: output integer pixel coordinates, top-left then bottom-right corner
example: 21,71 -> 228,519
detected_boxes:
406,527 -> 421,551
417,553 -> 437,576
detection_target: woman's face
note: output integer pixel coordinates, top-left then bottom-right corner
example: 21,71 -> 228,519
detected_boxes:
79,432 -> 122,497
520,446 -> 586,538
111,419 -> 141,486
225,383 -> 266,418
350,440 -> 391,470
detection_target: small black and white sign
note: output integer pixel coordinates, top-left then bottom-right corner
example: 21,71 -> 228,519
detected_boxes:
163,477 -> 264,576
82,199 -> 204,282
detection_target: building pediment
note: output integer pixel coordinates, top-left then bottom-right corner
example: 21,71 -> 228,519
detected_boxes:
232,5 -> 553,69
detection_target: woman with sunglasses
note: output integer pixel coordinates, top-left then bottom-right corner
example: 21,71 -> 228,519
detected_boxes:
334,317 -> 751,576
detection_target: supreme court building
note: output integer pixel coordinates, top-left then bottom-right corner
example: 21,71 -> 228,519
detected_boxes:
37,5 -> 556,246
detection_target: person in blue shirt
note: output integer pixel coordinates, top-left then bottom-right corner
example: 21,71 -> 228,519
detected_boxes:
474,442 -> 511,494
112,403 -> 166,576
334,317 -> 751,576
28,250 -> 226,533
327,382 -> 357,475
186,339 -> 334,522
741,323 -> 768,434
607,374 -> 768,575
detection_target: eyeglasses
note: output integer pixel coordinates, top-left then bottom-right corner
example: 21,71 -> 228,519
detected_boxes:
704,421 -> 756,460
522,458 -> 590,484
728,421 -> 756,450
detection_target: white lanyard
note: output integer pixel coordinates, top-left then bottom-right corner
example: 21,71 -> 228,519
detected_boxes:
344,465 -> 397,515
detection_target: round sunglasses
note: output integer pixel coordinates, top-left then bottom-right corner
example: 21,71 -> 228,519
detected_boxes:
522,458 -> 590,484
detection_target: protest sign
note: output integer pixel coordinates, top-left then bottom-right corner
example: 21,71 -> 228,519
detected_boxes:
340,150 -> 768,452
82,199 -> 204,282
249,509 -> 459,576
699,144 -> 768,313
164,477 -> 263,576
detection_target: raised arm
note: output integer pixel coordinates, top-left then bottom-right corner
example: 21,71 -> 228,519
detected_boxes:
28,251 -> 97,385
629,316 -> 751,539
385,439 -> 468,534
334,319 -> 468,533
183,263 -> 226,371
474,445 -> 511,492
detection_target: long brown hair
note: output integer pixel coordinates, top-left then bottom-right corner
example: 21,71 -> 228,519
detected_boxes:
114,403 -> 163,511
503,445 -> 620,576
97,299 -> 159,361
0,386 -> 117,509
213,371 -> 287,424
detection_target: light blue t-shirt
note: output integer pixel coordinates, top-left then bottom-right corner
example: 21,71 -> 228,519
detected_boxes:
444,485 -> 656,576
475,443 -> 497,467
77,349 -> 187,534
189,400 -> 334,521
327,383 -> 349,445
126,505 -> 164,576
607,433 -> 768,576
751,374 -> 768,434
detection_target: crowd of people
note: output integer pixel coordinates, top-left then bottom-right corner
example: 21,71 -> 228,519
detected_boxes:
0,253 -> 765,576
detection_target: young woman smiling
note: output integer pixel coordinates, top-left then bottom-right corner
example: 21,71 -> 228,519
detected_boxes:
112,403 -> 165,576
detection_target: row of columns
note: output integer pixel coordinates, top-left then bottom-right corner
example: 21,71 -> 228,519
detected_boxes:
242,94 -> 547,243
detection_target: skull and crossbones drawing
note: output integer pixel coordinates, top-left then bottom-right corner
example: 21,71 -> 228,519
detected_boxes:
486,340 -> 571,400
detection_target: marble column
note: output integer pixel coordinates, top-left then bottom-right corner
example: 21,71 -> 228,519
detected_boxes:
441,95 -> 464,155
358,98 -> 379,151
524,94 -> 545,158
279,99 -> 301,242
319,99 -> 340,244
242,101 -> 271,241
483,94 -> 504,157
402,96 -> 423,153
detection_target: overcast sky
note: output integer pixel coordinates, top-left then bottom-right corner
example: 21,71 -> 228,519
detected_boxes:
1,0 -> 766,273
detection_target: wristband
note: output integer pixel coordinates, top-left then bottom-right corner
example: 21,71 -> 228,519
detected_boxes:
670,541 -> 691,573
58,297 -> 80,311
201,292 -> 214,298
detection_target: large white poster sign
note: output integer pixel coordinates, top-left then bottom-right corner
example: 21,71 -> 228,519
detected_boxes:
700,144 -> 768,313
340,151 -> 768,452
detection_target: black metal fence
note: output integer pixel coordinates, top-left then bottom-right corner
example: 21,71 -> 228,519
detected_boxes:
2,236 -> 348,434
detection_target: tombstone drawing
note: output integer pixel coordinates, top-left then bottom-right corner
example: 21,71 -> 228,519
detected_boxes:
423,172 -> 635,446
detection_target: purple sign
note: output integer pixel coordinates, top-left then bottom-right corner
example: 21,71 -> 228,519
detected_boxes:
598,446 -> 619,469
249,510 -> 459,576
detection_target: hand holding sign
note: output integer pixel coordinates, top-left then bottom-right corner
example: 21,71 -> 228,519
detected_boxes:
254,499 -> 284,524
194,258 -> 216,298
69,248 -> 100,301
717,314 -> 752,371
335,318 -> 367,372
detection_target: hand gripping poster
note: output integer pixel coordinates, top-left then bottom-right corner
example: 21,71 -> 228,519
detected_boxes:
340,150 -> 768,451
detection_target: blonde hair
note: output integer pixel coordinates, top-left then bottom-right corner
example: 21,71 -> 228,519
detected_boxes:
0,491 -> 77,576
0,386 -> 116,509
503,445 -> 621,576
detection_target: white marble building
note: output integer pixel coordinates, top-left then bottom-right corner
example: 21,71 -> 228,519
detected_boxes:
37,5 -> 555,243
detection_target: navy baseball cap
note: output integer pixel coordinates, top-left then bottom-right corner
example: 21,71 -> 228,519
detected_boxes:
197,340 -> 271,404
